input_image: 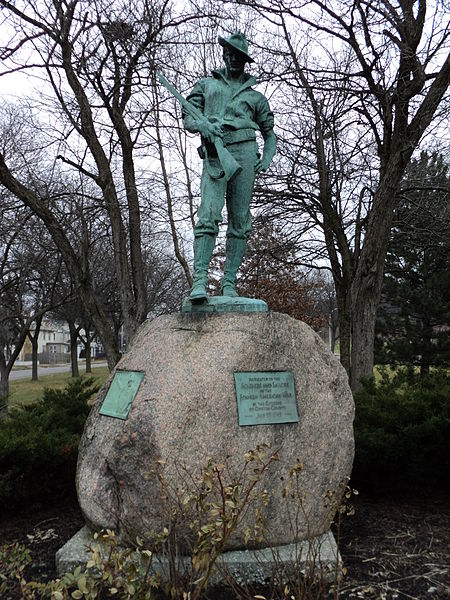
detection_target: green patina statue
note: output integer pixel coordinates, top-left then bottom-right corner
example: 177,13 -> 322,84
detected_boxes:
183,32 -> 277,302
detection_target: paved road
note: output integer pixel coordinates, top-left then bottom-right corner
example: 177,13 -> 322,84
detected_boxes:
10,362 -> 108,381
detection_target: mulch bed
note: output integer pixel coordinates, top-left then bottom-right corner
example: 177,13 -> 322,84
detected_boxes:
1,494 -> 449,598
337,495 -> 450,599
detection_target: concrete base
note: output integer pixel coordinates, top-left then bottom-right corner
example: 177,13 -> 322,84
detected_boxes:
56,526 -> 341,586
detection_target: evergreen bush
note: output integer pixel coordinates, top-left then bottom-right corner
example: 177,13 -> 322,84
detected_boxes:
0,377 -> 99,508
352,368 -> 450,493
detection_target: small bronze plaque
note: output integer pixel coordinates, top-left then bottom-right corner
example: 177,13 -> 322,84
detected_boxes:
99,370 -> 144,420
234,371 -> 298,426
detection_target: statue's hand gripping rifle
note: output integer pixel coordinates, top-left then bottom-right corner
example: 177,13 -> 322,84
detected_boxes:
157,73 -> 242,182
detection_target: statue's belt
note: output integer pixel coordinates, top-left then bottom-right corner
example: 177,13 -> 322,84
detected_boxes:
221,128 -> 256,146
198,128 -> 257,161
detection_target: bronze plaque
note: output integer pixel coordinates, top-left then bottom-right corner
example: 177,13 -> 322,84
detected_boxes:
99,370 -> 144,420
234,371 -> 298,426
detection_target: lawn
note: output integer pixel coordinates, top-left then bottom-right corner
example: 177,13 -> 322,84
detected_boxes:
8,367 -> 110,409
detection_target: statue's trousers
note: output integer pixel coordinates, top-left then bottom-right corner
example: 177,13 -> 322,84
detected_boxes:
194,140 -> 258,240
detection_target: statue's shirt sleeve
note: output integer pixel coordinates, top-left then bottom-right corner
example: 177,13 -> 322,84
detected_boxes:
253,94 -> 275,139
185,79 -> 207,113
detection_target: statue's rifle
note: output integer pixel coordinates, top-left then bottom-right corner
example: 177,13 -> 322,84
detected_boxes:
157,73 -> 242,182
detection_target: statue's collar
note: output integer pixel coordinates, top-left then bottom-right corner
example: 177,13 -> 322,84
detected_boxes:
212,69 -> 258,89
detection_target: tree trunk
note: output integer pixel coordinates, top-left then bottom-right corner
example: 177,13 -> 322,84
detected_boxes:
77,280 -> 120,370
84,324 -> 92,374
329,323 -> 336,354
330,308 -> 339,354
350,159 -> 405,390
334,279 -> 353,381
68,320 -> 80,378
0,317 -> 33,412
0,351 -> 8,417
85,338 -> 92,373
29,314 -> 43,381
60,38 -> 144,348
31,336 -> 39,381
338,303 -> 352,380
79,320 -> 93,374
350,291 -> 379,389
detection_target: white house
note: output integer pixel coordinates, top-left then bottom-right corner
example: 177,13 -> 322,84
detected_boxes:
18,319 -> 100,363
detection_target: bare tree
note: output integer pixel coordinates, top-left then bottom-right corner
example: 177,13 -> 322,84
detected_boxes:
0,0 -> 205,366
239,0 -> 450,387
25,232 -> 64,381
0,196 -> 63,406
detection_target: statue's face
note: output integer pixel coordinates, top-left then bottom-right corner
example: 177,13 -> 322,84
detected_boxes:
223,47 -> 247,76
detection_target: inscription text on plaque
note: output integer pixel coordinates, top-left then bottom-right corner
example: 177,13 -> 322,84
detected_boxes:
234,371 -> 298,426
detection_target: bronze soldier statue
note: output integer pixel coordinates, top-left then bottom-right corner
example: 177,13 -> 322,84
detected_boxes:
183,32 -> 277,302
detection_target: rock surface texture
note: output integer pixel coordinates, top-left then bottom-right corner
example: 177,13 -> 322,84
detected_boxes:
77,312 -> 354,550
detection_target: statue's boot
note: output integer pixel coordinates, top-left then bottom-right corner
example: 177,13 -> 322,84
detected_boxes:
189,234 -> 216,302
221,237 -> 247,297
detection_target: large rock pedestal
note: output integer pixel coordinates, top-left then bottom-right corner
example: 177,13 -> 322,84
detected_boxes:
76,311 -> 354,551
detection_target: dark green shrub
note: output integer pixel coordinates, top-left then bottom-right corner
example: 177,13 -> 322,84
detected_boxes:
352,368 -> 450,493
0,377 -> 99,509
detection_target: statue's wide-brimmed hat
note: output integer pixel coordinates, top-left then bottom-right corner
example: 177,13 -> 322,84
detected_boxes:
218,32 -> 254,63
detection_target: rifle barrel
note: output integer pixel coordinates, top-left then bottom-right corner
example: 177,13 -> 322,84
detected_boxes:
157,73 -> 202,122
